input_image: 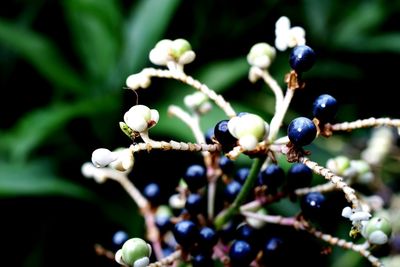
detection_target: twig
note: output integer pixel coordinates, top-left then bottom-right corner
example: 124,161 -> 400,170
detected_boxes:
148,250 -> 182,267
330,117 -> 400,132
260,69 -> 284,112
129,141 -> 220,154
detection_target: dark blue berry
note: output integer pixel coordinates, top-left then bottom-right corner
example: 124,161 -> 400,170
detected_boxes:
286,163 -> 313,191
300,192 -> 326,220
287,117 -> 317,147
262,236 -> 285,264
173,220 -> 198,247
198,227 -> 218,250
218,217 -> 240,244
224,180 -> 242,203
312,94 -> 338,123
236,223 -> 261,247
229,240 -> 257,267
183,164 -> 208,192
235,167 -> 250,185
191,253 -> 214,267
155,214 -> 172,234
219,156 -> 234,174
214,120 -> 237,152
185,193 -> 205,216
289,45 -> 316,73
112,230 -> 129,250
143,183 -> 162,206
205,128 -> 215,145
258,164 -> 285,193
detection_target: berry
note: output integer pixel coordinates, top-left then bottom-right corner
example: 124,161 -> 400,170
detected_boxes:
185,193 -> 205,216
173,220 -> 199,247
183,164 -> 208,192
289,45 -> 316,73
312,94 -> 338,123
121,238 -> 151,266
235,223 -> 261,246
262,236 -> 285,264
363,217 -> 392,245
112,230 -> 129,250
258,164 -> 285,193
224,180 -> 242,203
287,117 -> 317,147
235,167 -> 250,185
198,227 -> 218,250
300,192 -> 326,220
219,156 -> 235,174
143,182 -> 162,206
229,240 -> 257,267
205,128 -> 214,145
191,253 -> 214,267
286,163 -> 313,191
214,120 -> 237,152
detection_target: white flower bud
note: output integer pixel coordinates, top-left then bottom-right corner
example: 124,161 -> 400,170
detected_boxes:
134,257 -> 150,267
341,206 -> 352,218
91,148 -> 118,168
178,50 -> 196,65
81,162 -> 95,178
115,249 -> 125,265
124,113 -> 148,133
247,43 -> 276,68
149,39 -> 173,66
350,211 -> 372,222
126,73 -> 151,90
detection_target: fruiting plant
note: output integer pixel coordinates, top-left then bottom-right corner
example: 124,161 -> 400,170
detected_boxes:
81,16 -> 400,267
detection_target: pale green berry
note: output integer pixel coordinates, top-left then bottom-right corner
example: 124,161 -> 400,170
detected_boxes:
326,156 -> 350,175
364,217 -> 392,245
171,38 -> 192,58
350,160 -> 370,175
247,43 -> 276,68
155,205 -> 173,217
129,105 -> 152,122
234,114 -> 267,140
121,238 -> 152,266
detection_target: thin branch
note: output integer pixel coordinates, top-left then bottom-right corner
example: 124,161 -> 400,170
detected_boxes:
260,69 -> 284,112
148,250 -> 182,267
129,140 -> 220,154
330,117 -> 400,132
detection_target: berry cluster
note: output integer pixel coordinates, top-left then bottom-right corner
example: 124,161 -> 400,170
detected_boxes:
82,16 -> 400,267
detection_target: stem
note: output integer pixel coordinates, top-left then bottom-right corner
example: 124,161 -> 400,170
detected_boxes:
214,157 -> 265,229
268,88 -> 295,143
330,117 -> 400,132
261,69 -> 284,112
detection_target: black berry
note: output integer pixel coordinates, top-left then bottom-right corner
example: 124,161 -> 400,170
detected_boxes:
300,192 -> 326,220
289,45 -> 316,73
287,117 -> 317,147
235,167 -> 250,185
143,182 -> 162,206
219,156 -> 235,174
183,164 -> 208,192
173,220 -> 198,247
198,226 -> 218,251
258,164 -> 285,193
286,163 -> 313,191
185,193 -> 205,216
312,94 -> 338,123
214,120 -> 237,152
229,240 -> 257,267
224,180 -> 242,203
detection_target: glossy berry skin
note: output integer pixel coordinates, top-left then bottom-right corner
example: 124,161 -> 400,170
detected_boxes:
300,192 -> 326,220
258,164 -> 285,193
312,94 -> 338,123
185,193 -> 205,216
229,240 -> 257,267
235,167 -> 250,185
287,117 -> 317,147
155,214 -> 172,234
289,45 -> 316,73
224,180 -> 242,203
219,156 -> 234,174
191,253 -> 214,267
286,163 -> 313,191
143,183 -> 162,206
198,227 -> 218,250
112,230 -> 129,250
262,236 -> 285,264
173,220 -> 198,247
214,119 -> 237,152
205,128 -> 214,145
236,223 -> 261,247
183,164 -> 208,192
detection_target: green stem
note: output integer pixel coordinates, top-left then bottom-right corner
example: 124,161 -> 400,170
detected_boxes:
214,157 -> 265,229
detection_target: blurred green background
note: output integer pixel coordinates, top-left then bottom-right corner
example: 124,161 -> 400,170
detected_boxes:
1,0 -> 400,266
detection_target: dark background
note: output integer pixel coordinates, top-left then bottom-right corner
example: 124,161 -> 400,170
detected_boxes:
1,0 -> 400,266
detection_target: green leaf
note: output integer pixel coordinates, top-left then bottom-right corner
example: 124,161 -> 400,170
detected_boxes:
0,94 -> 119,161
357,33 -> 400,53
303,0 -> 333,41
118,0 -> 182,76
63,0 -> 122,83
0,19 -> 85,95
0,160 -> 96,200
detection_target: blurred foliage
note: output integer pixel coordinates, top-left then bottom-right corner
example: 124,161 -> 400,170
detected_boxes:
1,0 -> 400,266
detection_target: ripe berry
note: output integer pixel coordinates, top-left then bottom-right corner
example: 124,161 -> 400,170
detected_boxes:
219,156 -> 235,174
205,128 -> 214,145
183,164 -> 208,192
258,164 -> 285,193
262,236 -> 285,264
286,163 -> 313,191
143,182 -> 162,206
235,167 -> 250,185
173,220 -> 198,247
289,45 -> 316,73
229,240 -> 257,267
191,253 -> 214,267
312,94 -> 338,123
300,192 -> 326,220
198,226 -> 218,250
112,230 -> 129,250
185,193 -> 205,216
235,223 -> 261,247
214,120 -> 237,152
287,117 -> 317,147
224,180 -> 242,203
